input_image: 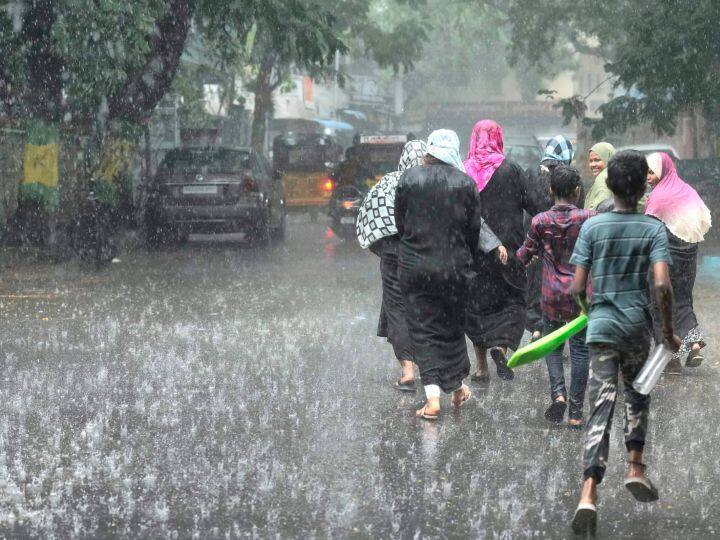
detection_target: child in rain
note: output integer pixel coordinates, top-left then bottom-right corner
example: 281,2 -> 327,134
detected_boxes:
568,150 -> 679,535
516,165 -> 595,427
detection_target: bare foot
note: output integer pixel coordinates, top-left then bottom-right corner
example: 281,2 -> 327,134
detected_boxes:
451,385 -> 472,407
416,398 -> 440,419
399,360 -> 415,384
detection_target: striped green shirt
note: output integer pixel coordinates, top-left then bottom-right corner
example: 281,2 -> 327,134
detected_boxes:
570,212 -> 670,345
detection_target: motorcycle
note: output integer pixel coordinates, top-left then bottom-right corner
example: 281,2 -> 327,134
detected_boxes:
328,183 -> 364,241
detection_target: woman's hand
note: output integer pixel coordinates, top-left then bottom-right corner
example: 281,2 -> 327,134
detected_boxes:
497,245 -> 508,265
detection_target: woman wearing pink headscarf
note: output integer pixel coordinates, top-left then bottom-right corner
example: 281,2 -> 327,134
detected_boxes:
646,152 -> 711,371
464,120 -> 550,382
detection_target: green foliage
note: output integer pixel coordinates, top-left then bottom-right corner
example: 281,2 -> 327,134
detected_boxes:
52,0 -> 165,116
402,0 -> 553,109
0,1 -> 169,120
499,0 -> 720,137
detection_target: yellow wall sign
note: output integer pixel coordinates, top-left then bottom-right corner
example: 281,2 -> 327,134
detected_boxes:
23,143 -> 59,188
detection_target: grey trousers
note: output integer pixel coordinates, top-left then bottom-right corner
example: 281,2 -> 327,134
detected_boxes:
583,341 -> 650,483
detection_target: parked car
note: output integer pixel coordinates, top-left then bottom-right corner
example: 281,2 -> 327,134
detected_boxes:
616,144 -> 681,161
505,142 -> 543,171
145,147 -> 285,246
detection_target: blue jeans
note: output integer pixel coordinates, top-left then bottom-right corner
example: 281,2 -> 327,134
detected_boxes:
544,318 -> 590,420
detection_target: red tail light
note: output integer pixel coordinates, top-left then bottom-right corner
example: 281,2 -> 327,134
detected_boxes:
322,179 -> 334,192
242,177 -> 259,192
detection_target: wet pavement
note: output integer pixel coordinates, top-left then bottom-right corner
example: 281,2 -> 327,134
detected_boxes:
0,216 -> 719,538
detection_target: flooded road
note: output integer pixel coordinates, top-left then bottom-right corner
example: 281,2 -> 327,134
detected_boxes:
1,217 -> 719,538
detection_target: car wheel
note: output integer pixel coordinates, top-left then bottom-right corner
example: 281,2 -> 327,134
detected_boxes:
249,214 -> 271,247
271,208 -> 286,242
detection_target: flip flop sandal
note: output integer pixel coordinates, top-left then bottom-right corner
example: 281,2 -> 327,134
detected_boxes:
544,400 -> 567,423
470,372 -> 490,384
490,347 -> 515,381
416,405 -> 439,421
571,503 -> 597,536
452,386 -> 472,408
624,462 -> 659,502
568,420 -> 585,430
393,379 -> 416,393
686,351 -> 704,368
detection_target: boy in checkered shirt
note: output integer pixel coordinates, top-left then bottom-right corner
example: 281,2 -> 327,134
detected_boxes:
517,165 -> 596,426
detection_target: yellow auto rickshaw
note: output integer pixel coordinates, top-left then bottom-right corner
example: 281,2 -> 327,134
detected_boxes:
272,133 -> 341,221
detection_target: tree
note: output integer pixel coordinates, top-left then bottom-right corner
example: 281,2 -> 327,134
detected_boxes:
496,0 -> 720,147
202,0 -> 428,150
201,0 -> 348,149
0,0 -> 197,219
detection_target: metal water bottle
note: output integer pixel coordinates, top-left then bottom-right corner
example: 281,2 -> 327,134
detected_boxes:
632,344 -> 673,395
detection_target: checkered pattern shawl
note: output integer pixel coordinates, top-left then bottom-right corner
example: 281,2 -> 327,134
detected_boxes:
542,135 -> 574,165
356,140 -> 427,249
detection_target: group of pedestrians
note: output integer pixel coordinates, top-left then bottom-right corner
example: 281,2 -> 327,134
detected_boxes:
356,120 -> 712,534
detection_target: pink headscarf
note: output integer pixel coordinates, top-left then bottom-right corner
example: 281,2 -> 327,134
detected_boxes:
645,152 -> 711,243
464,120 -> 505,192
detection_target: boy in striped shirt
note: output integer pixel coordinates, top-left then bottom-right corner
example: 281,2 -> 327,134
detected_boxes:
569,150 -> 679,535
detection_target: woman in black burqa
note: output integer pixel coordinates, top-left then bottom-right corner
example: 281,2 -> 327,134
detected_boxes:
463,120 -> 550,382
356,140 -> 428,392
395,129 -> 507,420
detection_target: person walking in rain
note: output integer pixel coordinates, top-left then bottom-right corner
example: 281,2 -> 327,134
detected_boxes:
524,135 -> 572,341
395,129 -> 506,420
646,152 -> 711,373
569,150 -> 680,535
463,120 -> 549,382
517,165 -> 595,427
356,140 -> 428,392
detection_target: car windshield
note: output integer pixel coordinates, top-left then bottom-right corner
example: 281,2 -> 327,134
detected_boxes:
506,144 -> 542,170
160,149 -> 251,175
276,144 -> 333,172
357,145 -> 404,176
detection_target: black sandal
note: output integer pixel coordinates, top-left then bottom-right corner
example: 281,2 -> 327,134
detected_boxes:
393,379 -> 416,393
544,399 -> 567,423
624,461 -> 659,502
490,347 -> 515,381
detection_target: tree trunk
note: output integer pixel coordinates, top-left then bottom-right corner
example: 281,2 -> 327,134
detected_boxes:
108,0 -> 196,124
100,0 -> 194,214
92,134 -> 137,208
9,0 -> 64,247
251,56 -> 276,152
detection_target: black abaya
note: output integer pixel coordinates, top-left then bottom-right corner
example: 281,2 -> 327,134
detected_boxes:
466,160 -> 551,350
651,230 -> 705,359
395,163 -> 487,393
374,237 -> 414,362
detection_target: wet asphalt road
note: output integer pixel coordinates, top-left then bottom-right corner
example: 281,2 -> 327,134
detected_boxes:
1,216 -> 719,539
